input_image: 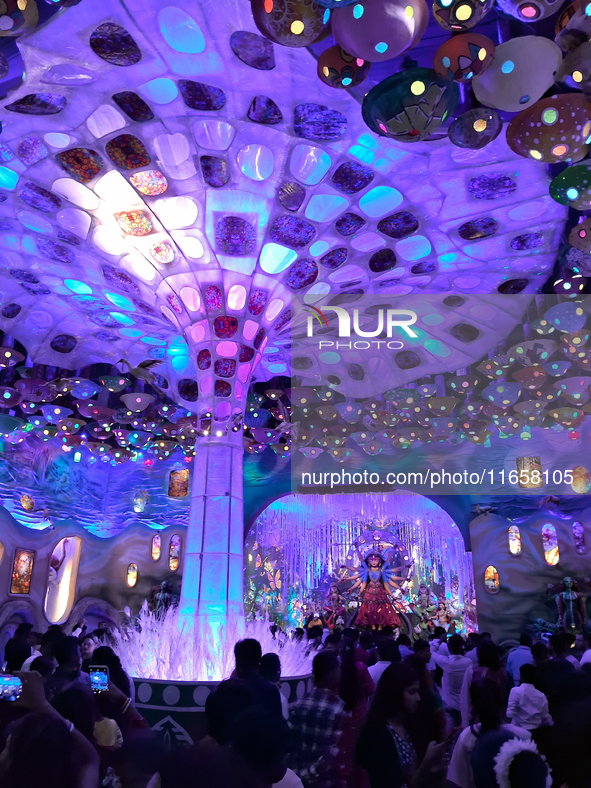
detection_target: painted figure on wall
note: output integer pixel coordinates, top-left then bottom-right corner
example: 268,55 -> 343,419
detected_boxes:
10,549 -> 35,594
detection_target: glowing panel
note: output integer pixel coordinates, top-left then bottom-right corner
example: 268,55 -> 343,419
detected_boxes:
305,193 -> 348,222
158,7 -> 205,53
259,243 -> 297,274
127,254 -> 156,282
57,208 -> 91,240
93,227 -> 128,256
181,286 -> 201,311
169,534 -> 182,570
573,521 -> 586,554
216,341 -> 237,356
290,145 -> 331,185
140,78 -> 179,104
155,196 -> 198,228
237,144 -> 274,181
44,133 -> 71,149
17,211 -> 52,234
508,525 -> 521,555
169,471 -> 189,498
395,235 -> 431,261
52,178 -> 99,210
126,563 -> 138,587
86,104 -> 126,138
94,170 -> 140,207
151,536 -> 161,560
227,284 -> 246,310
44,538 -> 82,624
193,119 -> 235,150
64,279 -> 92,294
0,167 -> 18,191
542,523 -> 559,565
105,293 -> 135,310
358,186 -> 403,218
174,233 -> 204,259
265,298 -> 284,321
243,319 -> 258,340
10,549 -> 34,594
484,565 -> 499,593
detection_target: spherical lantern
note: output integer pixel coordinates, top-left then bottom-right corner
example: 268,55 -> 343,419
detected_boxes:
433,33 -> 494,82
448,108 -> 502,148
496,0 -> 563,21
362,67 -> 459,141
432,0 -> 494,30
331,0 -> 429,63
506,94 -> 591,164
317,45 -> 371,89
568,218 -> 591,253
550,164 -> 591,210
556,41 -> 591,94
0,0 -> 38,36
472,36 -> 562,113
250,0 -> 330,47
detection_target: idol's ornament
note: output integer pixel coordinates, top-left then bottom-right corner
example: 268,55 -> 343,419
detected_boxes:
338,528 -> 413,631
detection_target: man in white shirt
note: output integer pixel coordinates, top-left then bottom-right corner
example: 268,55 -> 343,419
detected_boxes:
506,634 -> 534,683
431,634 -> 472,726
507,663 -> 552,730
368,639 -> 400,687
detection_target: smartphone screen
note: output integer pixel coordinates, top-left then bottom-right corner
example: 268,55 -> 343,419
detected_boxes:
89,666 -> 109,694
0,675 -> 22,702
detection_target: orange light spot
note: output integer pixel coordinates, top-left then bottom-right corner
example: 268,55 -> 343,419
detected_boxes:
264,0 -> 273,12
552,144 -> 567,156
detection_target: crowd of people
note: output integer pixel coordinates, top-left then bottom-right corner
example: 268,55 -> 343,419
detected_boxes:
1,621 -> 590,788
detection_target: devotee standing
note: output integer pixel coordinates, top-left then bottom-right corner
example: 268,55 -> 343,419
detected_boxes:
506,664 -> 552,732
44,636 -> 90,701
4,623 -> 34,672
288,650 -> 349,788
431,634 -> 472,726
505,635 -> 534,684
368,639 -> 401,686
579,632 -> 591,666
356,663 -> 448,788
234,639 -> 283,719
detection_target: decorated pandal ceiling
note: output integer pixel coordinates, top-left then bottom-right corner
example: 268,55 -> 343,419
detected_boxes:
0,0 -> 588,466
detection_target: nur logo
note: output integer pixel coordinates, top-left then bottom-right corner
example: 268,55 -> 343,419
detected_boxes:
304,305 -> 418,339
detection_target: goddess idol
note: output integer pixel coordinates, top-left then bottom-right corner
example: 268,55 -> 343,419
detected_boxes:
339,529 -> 412,629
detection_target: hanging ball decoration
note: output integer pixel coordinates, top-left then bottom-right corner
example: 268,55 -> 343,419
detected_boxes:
496,0 -> 562,21
0,0 -> 38,36
472,36 -> 562,113
317,45 -> 371,88
556,41 -> 591,95
432,0 -> 494,31
568,218 -> 591,253
555,0 -> 591,48
448,108 -> 502,149
550,164 -> 591,210
362,67 -> 459,141
506,94 -> 591,164
433,33 -> 494,83
331,0 -> 429,63
250,0 -> 331,48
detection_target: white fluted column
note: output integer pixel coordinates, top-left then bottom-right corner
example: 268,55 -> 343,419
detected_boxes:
179,428 -> 244,624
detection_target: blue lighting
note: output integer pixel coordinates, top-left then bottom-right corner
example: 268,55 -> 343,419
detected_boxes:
140,78 -> 179,104
442,57 -> 450,67
353,3 -> 364,17
105,292 -> 135,310
348,144 -> 374,164
309,240 -> 330,257
119,328 -> 142,337
501,60 -> 514,74
323,8 -> 330,22
141,337 -> 167,345
342,77 -> 352,86
18,212 -> 52,234
259,243 -> 298,274
396,234 -> 432,261
566,188 -> 579,200
439,253 -> 457,263
375,42 -> 388,53
110,312 -> 135,326
64,279 -> 92,294
0,167 -> 18,190
158,7 -> 205,53
305,193 -> 348,223
586,2 -> 591,14
359,186 -> 403,218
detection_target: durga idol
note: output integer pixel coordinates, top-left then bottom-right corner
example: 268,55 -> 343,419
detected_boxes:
341,551 -> 408,629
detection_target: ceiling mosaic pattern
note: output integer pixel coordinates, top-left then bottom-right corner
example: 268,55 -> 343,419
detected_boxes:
0,0 -> 570,409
